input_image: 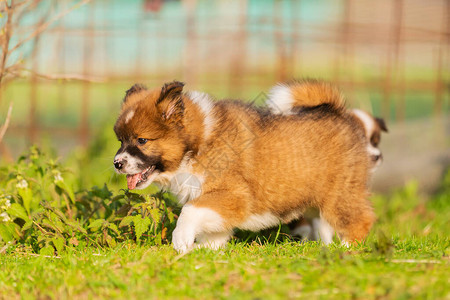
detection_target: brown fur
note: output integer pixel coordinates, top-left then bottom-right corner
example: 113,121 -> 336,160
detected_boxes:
114,81 -> 376,246
286,79 -> 345,111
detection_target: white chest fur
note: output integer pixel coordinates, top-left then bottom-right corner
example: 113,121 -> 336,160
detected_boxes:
156,152 -> 204,205
168,172 -> 204,204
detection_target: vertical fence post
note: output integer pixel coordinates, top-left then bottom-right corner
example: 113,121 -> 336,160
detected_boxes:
393,0 -> 404,122
290,0 -> 301,77
382,0 -> 403,122
135,6 -> 144,84
434,0 -> 449,118
274,0 -> 288,82
334,0 -> 352,86
228,0 -> 247,96
29,23 -> 43,145
183,0 -> 198,88
80,2 -> 94,147
56,0 -> 67,115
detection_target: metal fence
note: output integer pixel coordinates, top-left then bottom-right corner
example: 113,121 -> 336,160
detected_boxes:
0,0 -> 449,157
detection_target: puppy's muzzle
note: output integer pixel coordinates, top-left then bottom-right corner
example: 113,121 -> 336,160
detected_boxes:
114,158 -> 127,170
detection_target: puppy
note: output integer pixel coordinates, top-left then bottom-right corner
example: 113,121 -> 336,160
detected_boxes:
113,80 -> 375,253
266,80 -> 387,242
350,109 -> 388,170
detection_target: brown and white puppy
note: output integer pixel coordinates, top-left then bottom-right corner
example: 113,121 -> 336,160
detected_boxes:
266,80 -> 387,243
114,80 -> 375,253
350,109 -> 388,170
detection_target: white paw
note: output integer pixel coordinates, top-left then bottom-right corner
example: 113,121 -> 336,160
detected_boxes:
314,217 -> 334,245
195,232 -> 231,250
291,224 -> 312,240
341,240 -> 351,248
172,225 -> 196,254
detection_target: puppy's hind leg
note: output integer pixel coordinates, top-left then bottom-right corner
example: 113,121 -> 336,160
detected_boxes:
312,217 -> 334,245
320,194 -> 375,245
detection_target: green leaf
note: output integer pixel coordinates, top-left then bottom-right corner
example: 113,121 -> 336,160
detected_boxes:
133,215 -> 151,242
0,223 -> 13,242
42,219 -> 59,233
55,181 -> 75,203
50,208 -> 68,222
39,245 -> 55,256
107,223 -> 120,235
105,234 -> 117,248
88,219 -> 105,232
167,209 -> 175,224
91,184 -> 112,199
52,237 -> 65,254
8,203 -> 29,220
111,195 -> 125,202
149,208 -> 161,223
119,216 -> 134,228
18,187 -> 33,214
66,220 -> 87,234
22,219 -> 33,231
155,232 -> 162,246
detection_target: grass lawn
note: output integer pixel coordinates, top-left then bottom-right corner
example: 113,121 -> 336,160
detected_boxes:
1,238 -> 448,299
0,181 -> 448,299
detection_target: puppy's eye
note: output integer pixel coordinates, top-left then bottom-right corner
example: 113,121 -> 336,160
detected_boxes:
137,138 -> 148,145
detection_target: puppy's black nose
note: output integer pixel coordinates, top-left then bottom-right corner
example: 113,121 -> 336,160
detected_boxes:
373,154 -> 382,162
114,160 -> 124,170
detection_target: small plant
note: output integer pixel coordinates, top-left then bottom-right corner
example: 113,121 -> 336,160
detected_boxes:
0,146 -> 178,255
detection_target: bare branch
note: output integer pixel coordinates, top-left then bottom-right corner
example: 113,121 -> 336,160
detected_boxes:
8,67 -> 106,83
9,0 -> 92,54
0,0 -> 14,88
0,102 -> 13,143
387,259 -> 443,264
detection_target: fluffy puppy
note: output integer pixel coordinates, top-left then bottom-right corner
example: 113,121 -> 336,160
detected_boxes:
350,109 -> 388,170
114,81 -> 375,253
267,80 -> 387,242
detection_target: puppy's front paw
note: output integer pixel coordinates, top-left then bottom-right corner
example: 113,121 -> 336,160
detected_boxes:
172,226 -> 195,254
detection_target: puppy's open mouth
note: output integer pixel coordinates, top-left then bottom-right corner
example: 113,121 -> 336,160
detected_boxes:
126,165 -> 156,190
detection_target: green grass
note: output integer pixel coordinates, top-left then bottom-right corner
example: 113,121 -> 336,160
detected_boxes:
0,237 -> 448,299
0,177 -> 449,299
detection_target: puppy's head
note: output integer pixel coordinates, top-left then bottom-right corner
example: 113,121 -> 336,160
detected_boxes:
351,109 -> 388,170
113,81 -> 189,190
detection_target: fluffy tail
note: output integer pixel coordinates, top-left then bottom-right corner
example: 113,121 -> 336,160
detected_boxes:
267,79 -> 346,114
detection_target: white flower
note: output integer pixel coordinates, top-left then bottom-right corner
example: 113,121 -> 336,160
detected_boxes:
16,179 -> 28,189
0,212 -> 11,222
0,199 -> 10,210
53,171 -> 63,183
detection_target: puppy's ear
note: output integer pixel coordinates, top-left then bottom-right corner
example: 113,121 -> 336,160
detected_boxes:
122,84 -> 148,109
375,117 -> 388,132
156,81 -> 185,123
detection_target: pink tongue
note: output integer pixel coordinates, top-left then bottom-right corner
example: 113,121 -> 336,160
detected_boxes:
127,173 -> 141,190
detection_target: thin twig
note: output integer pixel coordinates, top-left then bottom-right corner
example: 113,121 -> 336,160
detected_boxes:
8,68 -> 106,83
32,221 -> 50,235
0,102 -> 13,143
387,259 -> 444,264
21,252 -> 61,259
0,0 -> 14,88
9,0 -> 92,54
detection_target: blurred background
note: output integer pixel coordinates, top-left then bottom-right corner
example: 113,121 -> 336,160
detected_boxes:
0,0 -> 448,193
